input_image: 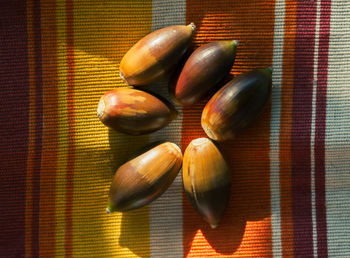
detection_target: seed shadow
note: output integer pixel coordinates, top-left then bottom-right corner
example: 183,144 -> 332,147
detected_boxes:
118,207 -> 150,258
182,103 -> 272,256
183,193 -> 247,255
182,0 -> 274,254
108,128 -> 150,173
108,128 -> 151,257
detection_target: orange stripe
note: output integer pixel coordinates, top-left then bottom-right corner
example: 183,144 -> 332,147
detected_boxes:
183,1 -> 275,256
25,0 -> 35,255
39,0 -> 58,256
65,0 -> 75,256
279,1 -> 297,257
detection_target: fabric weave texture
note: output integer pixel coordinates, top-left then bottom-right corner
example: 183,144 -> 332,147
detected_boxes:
1,0 -> 349,257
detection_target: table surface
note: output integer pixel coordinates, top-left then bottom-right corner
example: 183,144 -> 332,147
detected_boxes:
1,0 -> 349,257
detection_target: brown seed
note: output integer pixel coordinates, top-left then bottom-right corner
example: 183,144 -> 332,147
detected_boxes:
97,88 -> 177,135
174,40 -> 238,105
120,23 -> 196,86
201,68 -> 272,141
106,142 -> 183,212
182,137 -> 231,228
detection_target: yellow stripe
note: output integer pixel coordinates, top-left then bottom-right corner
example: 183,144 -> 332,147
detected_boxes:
56,0 -> 68,257
72,1 -> 152,256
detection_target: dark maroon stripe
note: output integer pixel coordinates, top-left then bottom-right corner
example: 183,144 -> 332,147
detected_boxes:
0,1 -> 29,256
291,0 -> 317,257
32,0 -> 44,256
315,0 -> 331,257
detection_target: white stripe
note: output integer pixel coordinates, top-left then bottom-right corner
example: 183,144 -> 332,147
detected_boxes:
270,0 -> 285,256
311,1 -> 322,256
326,0 -> 350,256
149,1 -> 186,257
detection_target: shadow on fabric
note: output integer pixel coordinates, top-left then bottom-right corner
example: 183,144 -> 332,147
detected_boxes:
182,106 -> 272,256
182,0 -> 274,255
108,129 -> 151,257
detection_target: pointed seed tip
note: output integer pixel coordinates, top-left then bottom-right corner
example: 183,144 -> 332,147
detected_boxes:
188,22 -> 196,31
210,223 -> 218,229
119,70 -> 128,84
97,98 -> 105,119
232,40 -> 239,47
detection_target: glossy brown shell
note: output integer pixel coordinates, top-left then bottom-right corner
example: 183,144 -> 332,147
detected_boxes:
201,68 -> 272,141
107,142 -> 183,212
120,23 -> 196,86
174,40 -> 238,105
97,88 -> 177,135
182,138 -> 231,228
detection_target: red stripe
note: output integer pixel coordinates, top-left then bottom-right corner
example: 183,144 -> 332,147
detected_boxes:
39,0 -> 59,255
315,0 -> 331,256
32,0 -> 44,256
291,0 -> 317,256
0,1 -> 30,256
65,0 -> 75,256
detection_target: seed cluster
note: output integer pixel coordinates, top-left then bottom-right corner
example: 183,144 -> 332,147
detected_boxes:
98,23 -> 272,228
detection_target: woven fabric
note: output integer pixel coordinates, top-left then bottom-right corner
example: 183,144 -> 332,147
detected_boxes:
1,0 -> 349,257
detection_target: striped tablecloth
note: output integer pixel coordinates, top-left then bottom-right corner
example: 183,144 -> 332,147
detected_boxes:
1,0 -> 349,257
